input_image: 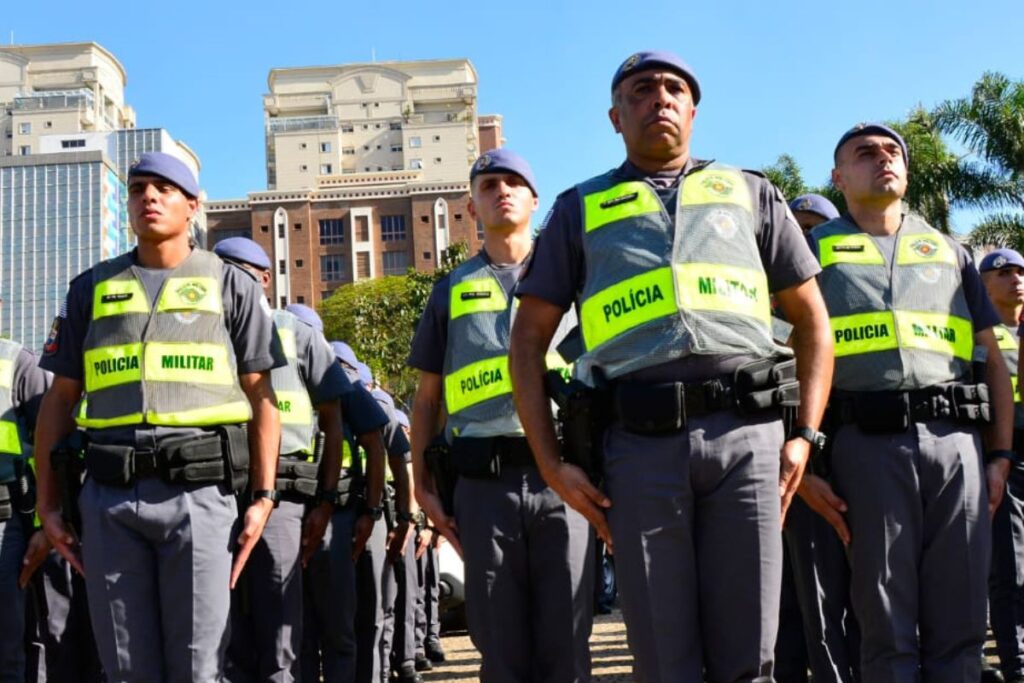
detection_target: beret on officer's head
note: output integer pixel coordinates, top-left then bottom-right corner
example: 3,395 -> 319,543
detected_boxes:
834,122 -> 909,164
128,152 -> 200,199
979,248 -> 1024,273
611,50 -> 702,105
285,303 -> 323,331
356,361 -> 373,386
789,194 -> 840,221
212,237 -> 272,271
331,341 -> 359,369
470,148 -> 539,197
395,410 -> 410,430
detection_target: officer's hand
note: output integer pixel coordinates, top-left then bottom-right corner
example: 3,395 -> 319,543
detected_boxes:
19,530 -> 52,588
39,510 -> 83,576
415,487 -> 463,559
797,474 -> 850,545
231,499 -> 274,589
351,513 -> 374,561
415,527 -> 432,560
987,457 -> 1012,518
387,520 -> 413,563
779,439 -> 811,526
542,462 -> 613,552
301,502 -> 333,568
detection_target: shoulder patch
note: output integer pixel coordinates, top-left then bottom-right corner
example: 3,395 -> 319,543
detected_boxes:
43,317 -> 61,356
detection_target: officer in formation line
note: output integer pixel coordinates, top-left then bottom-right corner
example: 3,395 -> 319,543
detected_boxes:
409,147 -> 595,681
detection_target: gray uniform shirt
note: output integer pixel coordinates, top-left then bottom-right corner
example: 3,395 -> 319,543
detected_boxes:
39,248 -> 288,447
516,159 -> 821,382
13,347 -> 52,434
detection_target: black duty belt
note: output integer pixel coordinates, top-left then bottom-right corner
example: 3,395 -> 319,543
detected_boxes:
610,378 -> 735,434
85,433 -> 227,487
492,436 -> 534,468
833,383 -> 990,434
449,435 -> 535,479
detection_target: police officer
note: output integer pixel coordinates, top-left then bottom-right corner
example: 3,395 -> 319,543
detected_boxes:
790,194 -> 841,233
34,152 -> 285,682
301,337 -> 389,683
410,148 -> 595,681
212,238 -> 349,683
0,313 -> 51,682
509,51 -> 834,683
980,248 -> 1024,682
805,123 -> 1013,683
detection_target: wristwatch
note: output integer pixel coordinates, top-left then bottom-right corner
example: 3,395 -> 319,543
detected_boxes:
251,489 -> 281,508
789,426 -> 827,452
364,505 -> 384,521
315,489 -> 340,506
396,510 -> 414,524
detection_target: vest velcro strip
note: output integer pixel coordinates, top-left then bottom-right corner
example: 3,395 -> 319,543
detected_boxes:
444,355 -> 512,415
450,278 -> 507,319
92,280 -> 149,319
674,263 -> 769,323
583,182 -> 663,233
581,267 -> 676,351
818,234 -> 885,269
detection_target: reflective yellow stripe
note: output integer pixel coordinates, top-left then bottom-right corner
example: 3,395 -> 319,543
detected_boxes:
156,277 -> 222,314
75,406 -> 145,429
444,355 -> 511,414
830,311 -> 899,357
278,328 -> 297,359
342,440 -> 353,469
674,263 -> 770,323
146,401 -> 251,426
144,342 -> 235,385
0,421 -> 21,455
92,279 -> 149,319
450,278 -> 507,320
0,359 -> 13,388
581,267 -> 676,350
1013,375 -> 1021,404
995,327 -> 1018,352
896,234 -> 956,266
84,343 -> 142,391
583,181 -> 663,233
680,169 -> 752,213
895,312 -> 973,361
818,234 -> 885,269
276,389 -> 313,425
545,353 -> 573,382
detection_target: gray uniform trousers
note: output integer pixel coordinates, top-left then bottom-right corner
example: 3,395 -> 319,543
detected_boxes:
775,538 -> 809,683
79,476 -> 238,683
990,458 -> 1024,679
604,409 -> 784,683
25,551 -> 105,683
380,536 -> 417,676
302,504 -> 358,683
414,541 -> 442,656
0,507 -> 27,683
355,517 -> 388,683
830,420 -> 989,683
227,498 -> 305,683
454,464 -> 595,683
783,495 -> 860,683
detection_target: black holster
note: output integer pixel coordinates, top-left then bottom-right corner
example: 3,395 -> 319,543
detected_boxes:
424,436 -> 456,516
276,432 -> 324,500
383,484 -> 397,530
51,432 -> 87,535
0,483 -> 11,522
546,369 -> 606,484
835,383 -> 991,434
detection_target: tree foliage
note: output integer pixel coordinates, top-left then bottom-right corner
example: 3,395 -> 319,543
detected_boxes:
319,242 -> 470,405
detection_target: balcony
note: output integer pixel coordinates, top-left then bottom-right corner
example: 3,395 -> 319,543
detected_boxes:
267,115 -> 340,134
409,85 -> 476,103
13,89 -> 95,112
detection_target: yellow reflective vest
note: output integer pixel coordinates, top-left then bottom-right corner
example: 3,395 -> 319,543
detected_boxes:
0,340 -> 25,484
272,309 -> 316,456
76,249 -> 251,429
574,163 -> 784,385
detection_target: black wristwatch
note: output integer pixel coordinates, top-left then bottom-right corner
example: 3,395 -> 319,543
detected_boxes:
789,426 -> 827,453
251,489 -> 281,508
364,505 -> 384,521
315,489 -> 340,506
396,511 -> 414,524
986,449 -> 1017,466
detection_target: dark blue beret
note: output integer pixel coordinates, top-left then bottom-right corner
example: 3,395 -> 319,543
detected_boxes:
128,152 -> 200,198
470,148 -> 538,197
789,194 -> 840,221
833,122 -> 909,164
980,248 -> 1024,273
212,237 -> 271,271
611,50 -> 701,105
356,361 -> 373,386
331,341 -> 359,368
395,410 -> 409,429
285,303 -> 323,331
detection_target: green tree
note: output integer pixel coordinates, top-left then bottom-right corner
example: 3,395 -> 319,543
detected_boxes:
319,242 -> 470,404
761,154 -> 808,202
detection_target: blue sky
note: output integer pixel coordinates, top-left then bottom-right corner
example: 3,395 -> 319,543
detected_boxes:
8,0 -> 1023,233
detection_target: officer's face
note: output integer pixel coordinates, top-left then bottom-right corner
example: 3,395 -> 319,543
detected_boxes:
609,70 -> 696,162
793,210 -> 828,232
127,175 -> 198,241
468,172 -> 538,233
832,135 -> 908,206
983,266 -> 1024,308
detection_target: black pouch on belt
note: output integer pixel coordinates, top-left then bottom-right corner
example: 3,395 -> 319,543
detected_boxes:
449,437 -> 500,479
85,443 -> 134,486
216,424 -> 250,492
614,382 -> 685,434
162,433 -> 226,485
853,392 -> 910,433
0,483 -> 12,522
734,358 -> 800,414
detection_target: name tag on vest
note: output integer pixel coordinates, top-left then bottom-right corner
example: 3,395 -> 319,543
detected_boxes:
600,192 -> 639,209
832,244 -> 865,252
460,291 -> 492,301
101,292 -> 134,303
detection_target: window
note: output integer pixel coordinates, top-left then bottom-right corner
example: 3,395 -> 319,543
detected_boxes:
355,253 -> 371,280
383,251 -> 409,275
300,164 -> 308,171
320,142 -> 331,153
363,145 -> 370,151
454,213 -> 462,220
381,215 -> 407,242
319,218 -> 345,245
300,142 -> 307,149
295,259 -> 304,268
321,255 -> 346,281
278,260 -> 286,275
19,145 -> 30,155
389,122 -> 401,130
294,223 -> 302,231
342,147 -> 355,155
432,135 -> 441,142
44,121 -> 52,129
375,123 -> 382,128
364,167 -> 371,172
376,144 -> 382,150
277,224 -> 285,238
261,225 -> 270,233
61,139 -> 85,149
319,163 -> 332,174
374,103 -> 380,109
433,157 -> 442,164
341,124 -> 354,133
280,296 -> 287,308
420,216 -> 429,223
422,251 -> 432,260
476,220 -> 485,240
390,144 -> 402,152
377,166 -> 383,171
354,216 -> 370,242
362,124 -> 369,130
409,137 -> 421,148
297,296 -> 305,304
409,159 -> 422,170
18,122 -> 30,134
